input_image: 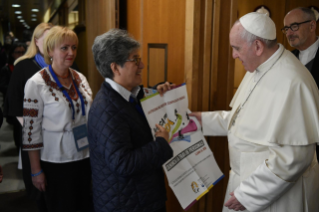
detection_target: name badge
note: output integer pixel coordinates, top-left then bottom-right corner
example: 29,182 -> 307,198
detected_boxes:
73,124 -> 89,151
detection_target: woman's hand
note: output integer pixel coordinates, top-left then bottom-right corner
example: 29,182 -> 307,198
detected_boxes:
189,112 -> 202,126
157,82 -> 176,96
155,124 -> 169,141
29,150 -> 46,192
32,171 -> 47,192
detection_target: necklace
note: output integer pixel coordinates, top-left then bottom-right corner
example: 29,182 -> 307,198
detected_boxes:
55,70 -> 70,79
69,80 -> 79,101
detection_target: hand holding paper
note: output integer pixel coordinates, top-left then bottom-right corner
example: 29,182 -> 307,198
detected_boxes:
156,81 -> 176,96
141,84 -> 224,210
155,124 -> 169,141
189,112 -> 202,126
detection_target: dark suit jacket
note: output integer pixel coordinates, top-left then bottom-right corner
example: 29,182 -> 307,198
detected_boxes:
292,46 -> 319,162
292,46 -> 319,87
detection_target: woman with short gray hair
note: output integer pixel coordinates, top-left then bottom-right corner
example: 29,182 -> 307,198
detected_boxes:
92,28 -> 140,79
88,29 -> 173,212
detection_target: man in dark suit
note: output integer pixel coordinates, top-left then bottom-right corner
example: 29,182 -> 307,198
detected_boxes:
283,7 -> 319,162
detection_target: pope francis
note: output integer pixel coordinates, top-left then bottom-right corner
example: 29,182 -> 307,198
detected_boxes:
190,12 -> 319,212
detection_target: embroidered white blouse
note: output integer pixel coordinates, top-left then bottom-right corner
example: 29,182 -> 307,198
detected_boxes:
22,67 -> 93,163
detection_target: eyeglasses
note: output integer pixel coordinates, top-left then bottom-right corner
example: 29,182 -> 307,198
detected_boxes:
126,57 -> 141,66
281,20 -> 312,34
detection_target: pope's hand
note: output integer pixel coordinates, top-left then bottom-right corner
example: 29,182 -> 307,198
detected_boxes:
157,82 -> 176,96
224,192 -> 246,211
155,124 -> 169,142
189,112 -> 202,126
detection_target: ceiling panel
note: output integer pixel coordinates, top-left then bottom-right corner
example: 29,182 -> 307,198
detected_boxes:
0,0 -> 52,39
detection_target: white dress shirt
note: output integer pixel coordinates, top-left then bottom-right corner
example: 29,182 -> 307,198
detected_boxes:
299,37 -> 319,65
105,78 -> 140,101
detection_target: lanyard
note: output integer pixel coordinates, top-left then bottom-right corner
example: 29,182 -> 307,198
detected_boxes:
49,65 -> 85,120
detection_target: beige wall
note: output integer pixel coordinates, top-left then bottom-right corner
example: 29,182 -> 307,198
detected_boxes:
74,30 -> 88,77
127,0 -> 186,88
85,0 -> 116,96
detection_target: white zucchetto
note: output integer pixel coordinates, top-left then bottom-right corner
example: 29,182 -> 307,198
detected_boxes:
239,12 -> 276,40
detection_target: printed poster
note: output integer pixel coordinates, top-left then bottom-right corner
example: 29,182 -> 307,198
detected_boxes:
141,84 -> 224,210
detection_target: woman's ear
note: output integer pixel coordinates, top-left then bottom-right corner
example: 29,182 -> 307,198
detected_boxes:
110,62 -> 119,76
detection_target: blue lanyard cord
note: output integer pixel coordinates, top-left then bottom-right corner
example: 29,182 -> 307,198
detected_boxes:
48,65 -> 85,120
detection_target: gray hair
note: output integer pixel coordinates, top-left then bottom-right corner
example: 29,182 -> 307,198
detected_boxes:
296,7 -> 316,21
92,29 -> 140,79
241,27 -> 277,48
234,20 -> 277,48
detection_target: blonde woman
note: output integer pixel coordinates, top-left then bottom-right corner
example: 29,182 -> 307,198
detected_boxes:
4,22 -> 53,212
23,26 -> 93,212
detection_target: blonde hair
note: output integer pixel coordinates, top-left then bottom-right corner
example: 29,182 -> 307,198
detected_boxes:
14,22 -> 53,65
43,26 -> 78,65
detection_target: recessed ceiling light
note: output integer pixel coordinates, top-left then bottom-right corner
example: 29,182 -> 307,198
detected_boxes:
31,14 -> 37,17
31,9 -> 39,12
31,18 -> 37,21
20,20 -> 25,22
15,11 -> 22,14
17,16 -> 23,19
12,4 -> 21,7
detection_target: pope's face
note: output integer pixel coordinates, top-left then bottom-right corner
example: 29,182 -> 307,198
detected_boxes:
230,23 -> 258,72
284,10 -> 313,51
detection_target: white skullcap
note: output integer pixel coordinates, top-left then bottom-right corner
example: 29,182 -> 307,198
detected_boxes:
239,12 -> 276,40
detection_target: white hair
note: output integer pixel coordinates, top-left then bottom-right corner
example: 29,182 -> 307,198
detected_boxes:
234,20 -> 277,48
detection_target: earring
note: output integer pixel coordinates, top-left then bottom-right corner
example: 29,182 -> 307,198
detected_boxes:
50,57 -> 53,62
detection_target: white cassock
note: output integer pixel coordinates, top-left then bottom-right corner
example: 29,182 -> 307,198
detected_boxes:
202,44 -> 319,212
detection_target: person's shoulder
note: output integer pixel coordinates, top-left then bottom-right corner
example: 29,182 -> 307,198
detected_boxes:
278,50 -> 316,85
14,58 -> 39,72
94,82 -> 122,106
70,69 -> 90,89
70,68 -> 85,79
27,67 -> 47,83
90,84 -> 116,115
15,58 -> 34,67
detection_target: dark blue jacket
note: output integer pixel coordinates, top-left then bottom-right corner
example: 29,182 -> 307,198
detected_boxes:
88,82 -> 173,212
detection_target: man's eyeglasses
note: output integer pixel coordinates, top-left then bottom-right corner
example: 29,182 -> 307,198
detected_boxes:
281,20 -> 312,34
126,57 -> 141,66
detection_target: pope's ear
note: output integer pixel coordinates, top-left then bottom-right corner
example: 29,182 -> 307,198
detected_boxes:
254,40 -> 264,56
